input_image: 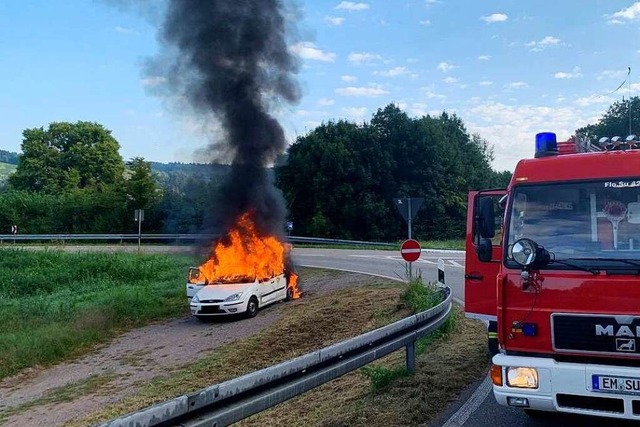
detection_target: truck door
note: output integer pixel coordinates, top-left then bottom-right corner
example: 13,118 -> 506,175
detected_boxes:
464,190 -> 506,322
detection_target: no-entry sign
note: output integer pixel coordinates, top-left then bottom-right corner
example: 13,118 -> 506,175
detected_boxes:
401,239 -> 421,262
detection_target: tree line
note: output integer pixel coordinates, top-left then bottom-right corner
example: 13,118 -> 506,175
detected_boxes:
2,98 -> 634,239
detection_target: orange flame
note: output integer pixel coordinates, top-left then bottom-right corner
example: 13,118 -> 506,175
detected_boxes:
197,212 -> 300,298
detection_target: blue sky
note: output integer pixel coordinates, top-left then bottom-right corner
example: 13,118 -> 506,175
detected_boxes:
0,1 -> 638,171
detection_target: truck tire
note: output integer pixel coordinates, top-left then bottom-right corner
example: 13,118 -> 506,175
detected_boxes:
488,321 -> 499,357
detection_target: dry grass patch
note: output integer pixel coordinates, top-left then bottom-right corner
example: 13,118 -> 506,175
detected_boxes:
238,309 -> 488,427
69,279 -> 409,427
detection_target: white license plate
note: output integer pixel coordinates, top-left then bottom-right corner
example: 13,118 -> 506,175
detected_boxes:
592,375 -> 640,395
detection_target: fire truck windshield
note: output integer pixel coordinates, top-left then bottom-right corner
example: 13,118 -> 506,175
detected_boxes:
506,179 -> 640,267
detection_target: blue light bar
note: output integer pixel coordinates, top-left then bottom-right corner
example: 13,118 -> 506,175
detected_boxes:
535,132 -> 558,158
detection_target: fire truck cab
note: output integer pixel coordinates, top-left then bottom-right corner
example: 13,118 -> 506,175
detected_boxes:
465,132 -> 640,420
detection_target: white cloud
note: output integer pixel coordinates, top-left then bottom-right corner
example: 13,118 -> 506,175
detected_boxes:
420,19 -> 431,26
479,80 -> 493,86
376,66 -> 410,77
425,0 -> 439,4
335,1 -> 369,11
478,55 -> 491,61
506,81 -> 528,89
420,86 -> 446,101
348,52 -> 382,64
141,76 -> 167,87
342,107 -> 368,119
317,98 -> 335,106
443,76 -> 458,84
296,110 -> 312,117
437,62 -> 457,72
325,16 -> 345,26
526,36 -> 561,51
606,2 -> 640,24
481,13 -> 508,23
597,69 -> 628,80
465,102 -> 591,170
575,95 -> 615,107
341,75 -> 358,83
290,42 -> 336,62
336,85 -> 389,97
115,26 -> 138,35
554,66 -> 582,79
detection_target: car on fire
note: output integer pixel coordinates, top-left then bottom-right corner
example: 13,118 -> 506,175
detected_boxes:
187,267 -> 295,319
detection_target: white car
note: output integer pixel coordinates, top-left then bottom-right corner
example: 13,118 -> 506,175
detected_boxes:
186,268 -> 294,319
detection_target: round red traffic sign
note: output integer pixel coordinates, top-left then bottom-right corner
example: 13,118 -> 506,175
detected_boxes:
401,239 -> 421,262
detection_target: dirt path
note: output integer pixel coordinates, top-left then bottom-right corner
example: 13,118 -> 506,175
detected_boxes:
0,270 -> 366,427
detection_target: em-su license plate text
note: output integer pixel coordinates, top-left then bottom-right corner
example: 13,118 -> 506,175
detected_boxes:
593,375 -> 640,395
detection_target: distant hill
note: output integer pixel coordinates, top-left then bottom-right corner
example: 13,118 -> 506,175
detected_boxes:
149,161 -> 231,178
0,150 -> 19,165
0,162 -> 17,185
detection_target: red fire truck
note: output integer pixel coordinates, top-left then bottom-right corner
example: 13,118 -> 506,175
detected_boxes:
465,132 -> 640,420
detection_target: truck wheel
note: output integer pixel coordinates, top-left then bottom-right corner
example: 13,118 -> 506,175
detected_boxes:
488,321 -> 499,357
246,297 -> 259,318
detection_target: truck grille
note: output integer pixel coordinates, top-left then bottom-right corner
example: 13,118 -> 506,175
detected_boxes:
552,314 -> 640,356
556,394 -> 624,414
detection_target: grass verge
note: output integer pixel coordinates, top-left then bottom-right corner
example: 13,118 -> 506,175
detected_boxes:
0,249 -> 195,379
70,271 -> 488,427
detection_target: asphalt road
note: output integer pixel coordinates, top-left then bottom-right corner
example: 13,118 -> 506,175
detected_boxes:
293,248 -> 640,427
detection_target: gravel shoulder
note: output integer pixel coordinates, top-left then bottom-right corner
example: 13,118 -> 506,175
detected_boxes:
0,269 -> 370,427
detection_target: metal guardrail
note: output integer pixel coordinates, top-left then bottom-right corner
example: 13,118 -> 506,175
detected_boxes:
101,287 -> 452,427
0,234 -> 394,247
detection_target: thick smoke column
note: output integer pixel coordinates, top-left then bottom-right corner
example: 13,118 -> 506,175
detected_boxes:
150,0 -> 300,237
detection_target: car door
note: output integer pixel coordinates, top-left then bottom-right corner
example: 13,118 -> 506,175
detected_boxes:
464,190 -> 506,323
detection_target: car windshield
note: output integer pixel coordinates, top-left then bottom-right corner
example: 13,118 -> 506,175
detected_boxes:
506,179 -> 640,268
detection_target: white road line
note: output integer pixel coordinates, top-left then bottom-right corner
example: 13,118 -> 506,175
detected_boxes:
439,375 -> 492,427
448,260 -> 463,267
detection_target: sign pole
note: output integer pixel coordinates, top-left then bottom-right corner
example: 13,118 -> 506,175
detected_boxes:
138,214 -> 142,254
407,197 -> 412,240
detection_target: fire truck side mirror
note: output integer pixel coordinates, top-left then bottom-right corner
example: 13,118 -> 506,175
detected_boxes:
477,197 -> 496,239
476,238 -> 493,262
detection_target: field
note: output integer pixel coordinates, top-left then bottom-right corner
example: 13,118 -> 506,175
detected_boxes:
0,249 -> 195,378
0,250 -> 488,427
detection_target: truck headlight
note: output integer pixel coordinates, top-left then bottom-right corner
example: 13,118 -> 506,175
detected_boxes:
192,294 -> 200,303
506,367 -> 538,389
224,292 -> 243,302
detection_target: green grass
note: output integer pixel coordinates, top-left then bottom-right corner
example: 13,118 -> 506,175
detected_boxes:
360,274 -> 457,391
0,162 -> 16,183
0,249 -> 195,379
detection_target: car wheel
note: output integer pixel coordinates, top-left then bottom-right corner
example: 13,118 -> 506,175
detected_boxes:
285,286 -> 294,301
246,297 -> 259,318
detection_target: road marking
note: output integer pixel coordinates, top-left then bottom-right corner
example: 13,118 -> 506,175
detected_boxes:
439,375 -> 492,427
448,260 -> 463,267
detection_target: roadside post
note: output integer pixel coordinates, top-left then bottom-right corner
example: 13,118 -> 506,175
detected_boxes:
134,209 -> 144,253
286,221 -> 293,237
437,258 -> 445,287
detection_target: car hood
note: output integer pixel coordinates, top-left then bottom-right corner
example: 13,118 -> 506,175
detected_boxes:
195,283 -> 254,300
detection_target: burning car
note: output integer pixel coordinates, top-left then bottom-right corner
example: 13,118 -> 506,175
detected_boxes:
187,268 -> 296,318
187,212 -> 300,320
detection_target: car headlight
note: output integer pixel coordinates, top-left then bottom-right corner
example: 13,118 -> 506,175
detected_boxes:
506,367 -> 538,389
224,292 -> 243,302
192,294 -> 200,303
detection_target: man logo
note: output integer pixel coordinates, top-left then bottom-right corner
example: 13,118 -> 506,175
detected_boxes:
616,338 -> 636,352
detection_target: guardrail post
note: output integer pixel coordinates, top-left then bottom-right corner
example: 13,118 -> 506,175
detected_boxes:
406,340 -> 416,374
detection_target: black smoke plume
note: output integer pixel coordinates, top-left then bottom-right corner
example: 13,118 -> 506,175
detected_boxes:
137,0 -> 301,238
